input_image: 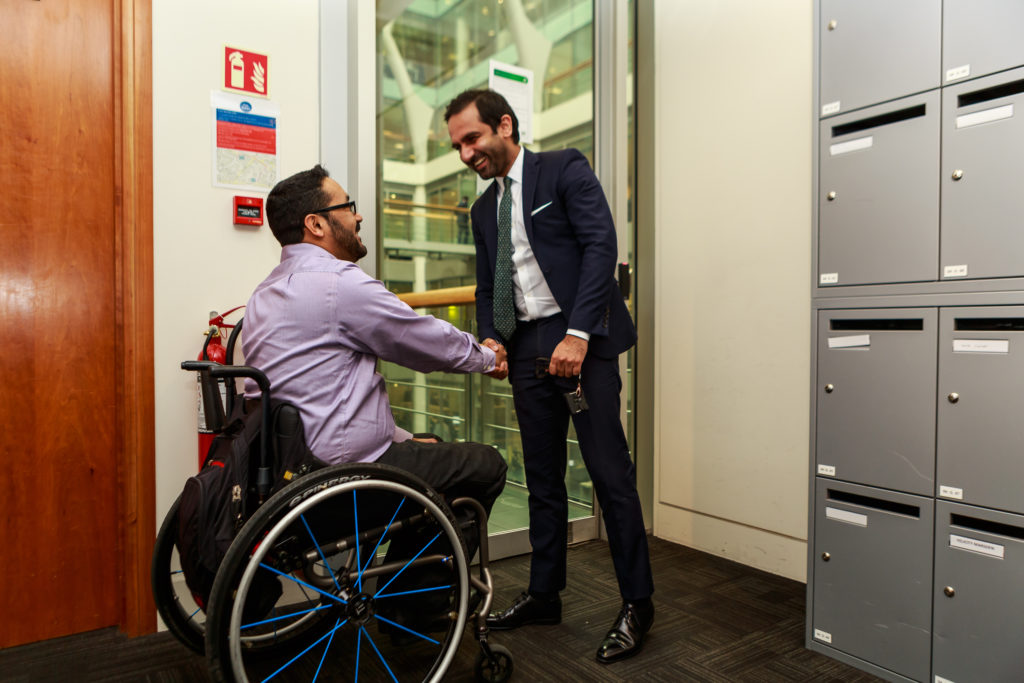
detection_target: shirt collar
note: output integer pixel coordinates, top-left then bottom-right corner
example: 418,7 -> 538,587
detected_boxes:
281,241 -> 337,262
498,146 -> 524,190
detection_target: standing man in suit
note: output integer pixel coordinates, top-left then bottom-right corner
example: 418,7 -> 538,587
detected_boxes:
445,89 -> 654,663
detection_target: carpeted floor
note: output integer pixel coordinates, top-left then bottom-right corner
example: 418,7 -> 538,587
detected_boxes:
0,537 -> 879,682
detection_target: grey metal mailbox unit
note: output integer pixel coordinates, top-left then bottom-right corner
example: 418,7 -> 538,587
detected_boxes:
812,480 -> 933,682
818,93 -> 939,287
937,306 -> 1024,515
941,67 -> 1024,281
819,0 -> 940,117
811,3 -> 1024,679
933,501 -> 1024,683
943,0 -> 1024,85
816,309 -> 937,495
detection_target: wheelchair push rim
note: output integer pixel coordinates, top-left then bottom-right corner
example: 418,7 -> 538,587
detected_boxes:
151,495 -> 206,654
207,465 -> 470,683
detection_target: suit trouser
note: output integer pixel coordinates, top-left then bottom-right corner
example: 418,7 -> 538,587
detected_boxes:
509,316 -> 654,601
375,439 -> 507,616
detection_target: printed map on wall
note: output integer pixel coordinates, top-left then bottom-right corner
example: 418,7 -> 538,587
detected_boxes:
211,92 -> 280,190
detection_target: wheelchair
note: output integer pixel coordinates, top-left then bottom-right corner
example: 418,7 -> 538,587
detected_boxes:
152,323 -> 514,682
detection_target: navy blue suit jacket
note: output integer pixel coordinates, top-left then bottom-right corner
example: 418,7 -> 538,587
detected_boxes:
470,148 -> 636,358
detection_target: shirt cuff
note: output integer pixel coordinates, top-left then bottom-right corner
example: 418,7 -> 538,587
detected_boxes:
566,328 -> 591,342
393,426 -> 413,443
480,344 -> 497,373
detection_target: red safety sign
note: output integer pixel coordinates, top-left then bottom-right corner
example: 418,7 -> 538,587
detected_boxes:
224,46 -> 268,96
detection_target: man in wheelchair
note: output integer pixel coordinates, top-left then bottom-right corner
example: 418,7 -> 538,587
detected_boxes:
241,164 -> 508,635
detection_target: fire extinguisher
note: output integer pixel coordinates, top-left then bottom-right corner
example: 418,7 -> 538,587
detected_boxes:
196,307 -> 244,469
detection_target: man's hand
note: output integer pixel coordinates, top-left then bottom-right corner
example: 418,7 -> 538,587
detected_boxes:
549,335 -> 588,377
482,338 -> 509,380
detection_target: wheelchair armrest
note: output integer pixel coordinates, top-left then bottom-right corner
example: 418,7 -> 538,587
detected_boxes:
181,360 -> 219,372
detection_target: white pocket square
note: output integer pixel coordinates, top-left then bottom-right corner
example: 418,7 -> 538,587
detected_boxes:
531,201 -> 553,217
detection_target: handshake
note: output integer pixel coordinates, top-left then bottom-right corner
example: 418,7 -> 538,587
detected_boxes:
481,338 -> 509,380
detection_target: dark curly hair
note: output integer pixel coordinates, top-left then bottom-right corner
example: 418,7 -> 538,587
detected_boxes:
444,89 -> 520,144
265,164 -> 332,246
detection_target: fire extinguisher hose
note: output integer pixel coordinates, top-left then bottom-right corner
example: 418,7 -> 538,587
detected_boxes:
198,326 -> 225,433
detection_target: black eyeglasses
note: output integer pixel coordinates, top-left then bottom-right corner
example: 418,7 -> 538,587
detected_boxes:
311,200 -> 357,215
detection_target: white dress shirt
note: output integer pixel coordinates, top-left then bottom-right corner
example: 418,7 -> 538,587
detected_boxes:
496,149 -> 590,342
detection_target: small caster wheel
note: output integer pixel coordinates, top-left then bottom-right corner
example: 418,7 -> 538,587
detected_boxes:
475,643 -> 514,682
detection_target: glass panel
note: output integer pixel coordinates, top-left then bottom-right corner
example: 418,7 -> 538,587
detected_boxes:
376,0 -> 599,536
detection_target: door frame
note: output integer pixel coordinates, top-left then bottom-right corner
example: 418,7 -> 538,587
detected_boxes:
114,0 -> 155,636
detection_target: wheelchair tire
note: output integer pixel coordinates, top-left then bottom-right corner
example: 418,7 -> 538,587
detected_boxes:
205,463 -> 470,683
151,495 -> 206,654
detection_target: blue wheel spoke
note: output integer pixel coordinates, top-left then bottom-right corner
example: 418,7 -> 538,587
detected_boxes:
373,531 -> 443,598
187,607 -> 201,623
373,614 -> 440,645
301,513 -> 343,593
361,625 -> 400,683
260,618 -> 349,683
359,498 -> 406,578
242,603 -> 332,630
353,490 -> 362,593
312,618 -> 342,683
355,626 -> 362,683
257,563 -> 347,605
375,584 -> 453,599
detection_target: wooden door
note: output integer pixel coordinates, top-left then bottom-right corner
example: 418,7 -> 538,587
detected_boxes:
0,0 -> 154,647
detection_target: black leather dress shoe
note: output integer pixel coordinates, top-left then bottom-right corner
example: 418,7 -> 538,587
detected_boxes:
595,600 -> 655,663
485,591 -> 562,631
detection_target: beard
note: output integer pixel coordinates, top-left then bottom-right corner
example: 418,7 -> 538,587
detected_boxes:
468,141 -> 509,179
329,214 -> 368,261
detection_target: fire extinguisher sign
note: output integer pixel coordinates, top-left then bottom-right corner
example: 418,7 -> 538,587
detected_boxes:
224,46 -> 268,97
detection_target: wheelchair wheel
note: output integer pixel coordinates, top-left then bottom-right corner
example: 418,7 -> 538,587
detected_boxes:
205,463 -> 470,683
474,643 -> 514,683
151,495 -> 206,654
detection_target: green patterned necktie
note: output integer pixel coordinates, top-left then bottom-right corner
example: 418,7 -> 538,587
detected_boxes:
493,176 -> 517,341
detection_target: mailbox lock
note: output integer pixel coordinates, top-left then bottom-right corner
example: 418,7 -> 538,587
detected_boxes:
827,19 -> 837,31
952,169 -> 964,181
824,384 -> 834,393
821,552 -> 831,561
826,191 -> 837,201
944,586 -> 955,598
948,392 -> 959,404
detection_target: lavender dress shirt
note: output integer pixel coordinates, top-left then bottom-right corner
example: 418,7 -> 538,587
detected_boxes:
241,243 -> 495,464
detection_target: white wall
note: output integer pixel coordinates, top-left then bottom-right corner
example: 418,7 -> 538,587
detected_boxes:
153,0 -> 320,524
651,0 -> 813,581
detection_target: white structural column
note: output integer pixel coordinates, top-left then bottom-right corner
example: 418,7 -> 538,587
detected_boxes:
456,16 -> 470,76
502,0 -> 553,110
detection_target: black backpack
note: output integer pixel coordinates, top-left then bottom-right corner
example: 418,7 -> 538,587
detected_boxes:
176,401 -> 320,609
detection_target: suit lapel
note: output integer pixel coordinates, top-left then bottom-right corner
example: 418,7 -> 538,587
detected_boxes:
479,181 -> 500,269
522,149 -> 539,246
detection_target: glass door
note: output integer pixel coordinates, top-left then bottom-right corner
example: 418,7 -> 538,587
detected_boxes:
375,0 -> 633,559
